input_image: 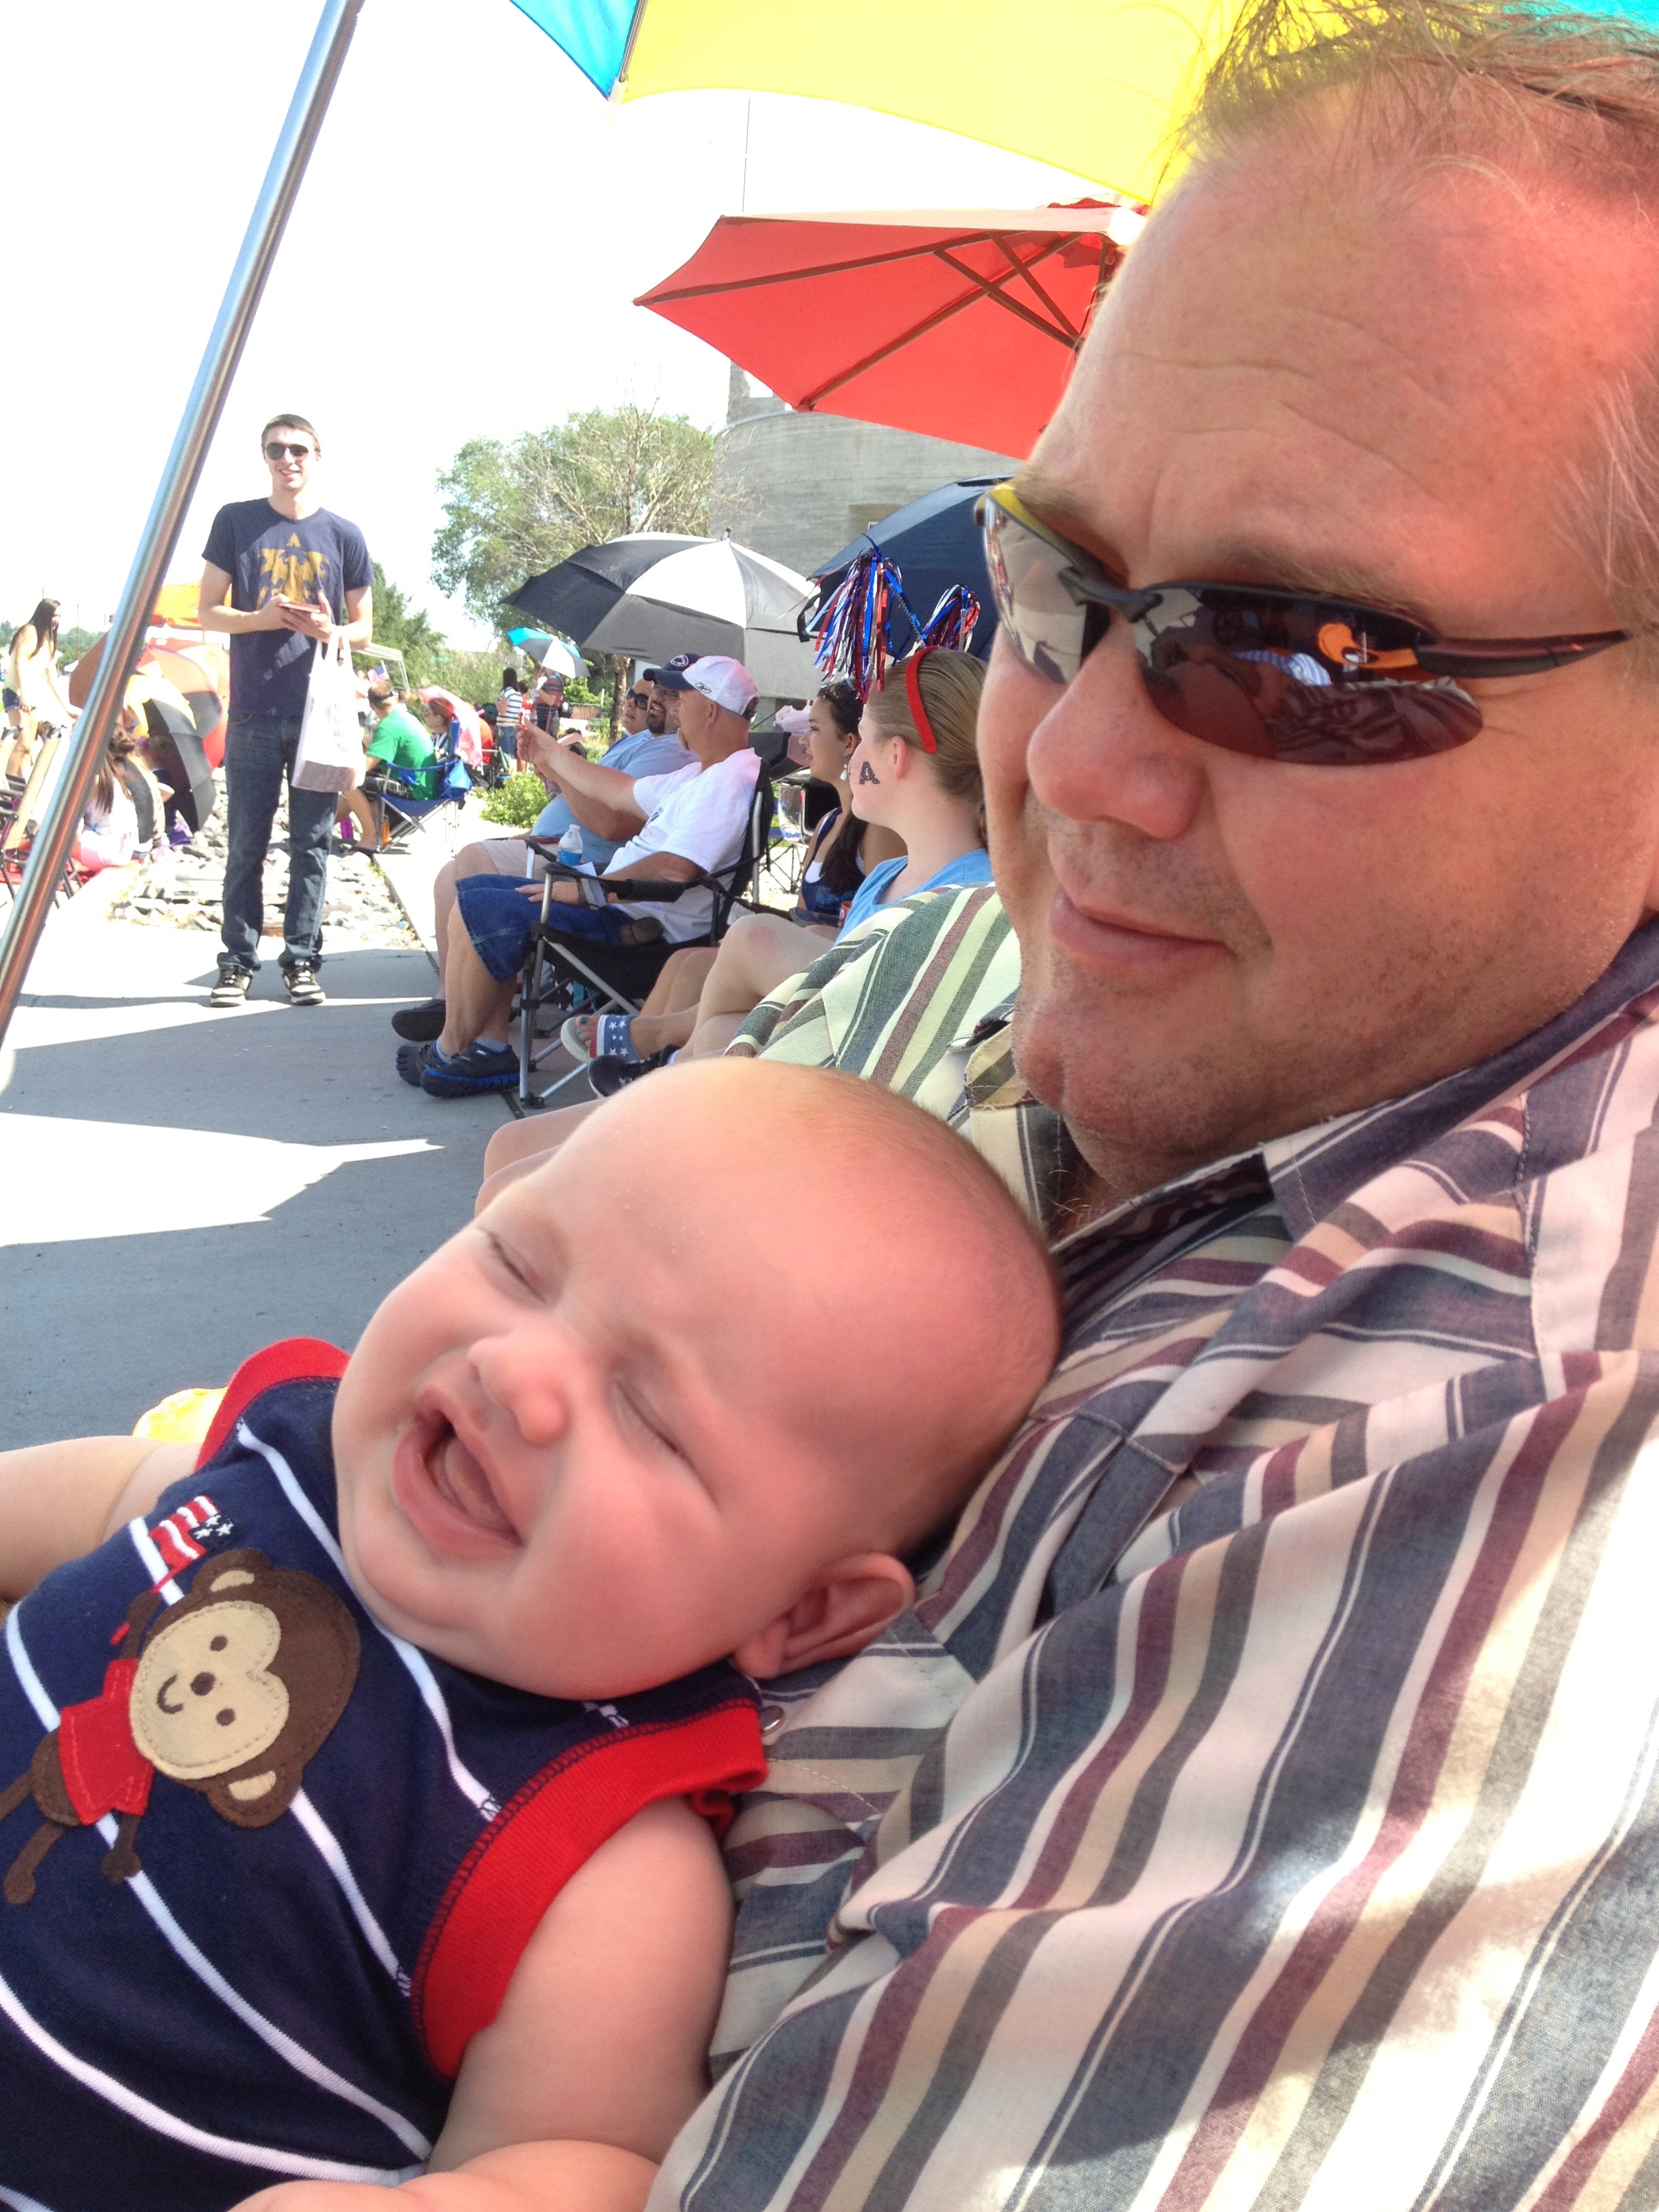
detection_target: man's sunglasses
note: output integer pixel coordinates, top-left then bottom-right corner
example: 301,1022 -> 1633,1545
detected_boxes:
265,442 -> 314,460
626,689 -> 652,706
977,483 -> 1628,767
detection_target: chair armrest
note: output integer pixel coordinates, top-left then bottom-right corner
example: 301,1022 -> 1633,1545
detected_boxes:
596,876 -> 693,903
521,841 -> 695,904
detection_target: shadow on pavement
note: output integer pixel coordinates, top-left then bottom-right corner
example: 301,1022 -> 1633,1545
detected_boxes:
1,935 -> 510,1446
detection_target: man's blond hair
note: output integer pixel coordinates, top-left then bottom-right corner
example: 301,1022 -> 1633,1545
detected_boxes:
1175,0 -> 1659,664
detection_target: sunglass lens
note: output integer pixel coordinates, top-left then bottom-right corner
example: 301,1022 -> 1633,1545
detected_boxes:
1137,590 -> 1482,764
985,499 -> 1482,765
984,504 -> 1099,685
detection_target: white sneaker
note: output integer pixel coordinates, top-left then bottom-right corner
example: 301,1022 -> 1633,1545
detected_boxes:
209,964 -> 251,1009
283,963 -> 326,1007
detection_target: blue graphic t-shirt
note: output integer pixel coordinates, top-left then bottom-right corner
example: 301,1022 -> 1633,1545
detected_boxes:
201,501 -> 373,718
0,1340 -> 764,2211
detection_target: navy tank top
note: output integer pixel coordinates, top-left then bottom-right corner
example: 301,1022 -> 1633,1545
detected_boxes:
0,1340 -> 764,2211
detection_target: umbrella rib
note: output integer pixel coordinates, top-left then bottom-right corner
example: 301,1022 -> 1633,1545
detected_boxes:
794,237 -> 1090,409
640,234 -> 1004,304
987,234 -> 1084,342
794,269 -> 1074,409
929,243 -> 1084,346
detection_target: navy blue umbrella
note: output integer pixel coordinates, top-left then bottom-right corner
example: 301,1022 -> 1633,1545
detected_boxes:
805,478 -> 1001,661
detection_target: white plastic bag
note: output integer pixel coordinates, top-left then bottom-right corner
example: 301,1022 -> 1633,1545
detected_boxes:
292,630 -> 362,793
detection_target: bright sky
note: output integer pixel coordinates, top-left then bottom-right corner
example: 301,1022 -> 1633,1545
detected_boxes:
10,0 -> 1096,647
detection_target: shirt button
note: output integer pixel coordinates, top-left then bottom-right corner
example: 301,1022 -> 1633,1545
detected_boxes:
759,1703 -> 787,1740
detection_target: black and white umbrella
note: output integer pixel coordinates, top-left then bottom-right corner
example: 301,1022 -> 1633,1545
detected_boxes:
510,534 -> 819,695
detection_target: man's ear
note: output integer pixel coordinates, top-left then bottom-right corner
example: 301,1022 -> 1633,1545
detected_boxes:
731,1553 -> 915,1683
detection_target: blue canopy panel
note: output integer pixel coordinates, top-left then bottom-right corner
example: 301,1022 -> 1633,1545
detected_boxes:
509,0 -> 639,96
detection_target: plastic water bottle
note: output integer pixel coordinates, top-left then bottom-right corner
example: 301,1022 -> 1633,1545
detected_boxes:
558,825 -> 584,863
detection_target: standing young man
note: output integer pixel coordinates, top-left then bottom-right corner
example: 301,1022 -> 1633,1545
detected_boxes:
199,413 -> 373,1008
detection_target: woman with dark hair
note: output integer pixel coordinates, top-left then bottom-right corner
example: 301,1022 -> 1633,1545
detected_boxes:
70,723 -> 141,874
793,680 -> 906,924
5,598 -> 75,781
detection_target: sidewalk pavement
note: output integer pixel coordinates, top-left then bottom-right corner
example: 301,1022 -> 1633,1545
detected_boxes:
0,856 -> 573,1450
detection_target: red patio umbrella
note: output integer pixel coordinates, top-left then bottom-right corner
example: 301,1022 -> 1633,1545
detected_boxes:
635,200 -> 1143,459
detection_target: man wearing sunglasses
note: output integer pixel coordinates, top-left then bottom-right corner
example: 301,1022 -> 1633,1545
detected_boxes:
199,412 -> 373,1010
637,8 -> 1659,2212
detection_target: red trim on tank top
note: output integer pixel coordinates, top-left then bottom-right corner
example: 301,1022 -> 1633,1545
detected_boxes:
195,1338 -> 350,1469
411,1699 -> 767,2079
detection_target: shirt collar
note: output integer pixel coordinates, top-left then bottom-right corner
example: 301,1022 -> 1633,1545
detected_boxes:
1259,915 -> 1659,1238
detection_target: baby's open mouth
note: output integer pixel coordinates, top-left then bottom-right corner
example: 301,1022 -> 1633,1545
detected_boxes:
411,1409 -> 516,1539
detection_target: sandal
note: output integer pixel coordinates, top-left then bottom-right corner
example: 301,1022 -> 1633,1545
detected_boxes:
558,1011 -> 641,1064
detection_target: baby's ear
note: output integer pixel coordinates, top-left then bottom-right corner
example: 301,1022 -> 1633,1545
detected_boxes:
731,1554 -> 915,1683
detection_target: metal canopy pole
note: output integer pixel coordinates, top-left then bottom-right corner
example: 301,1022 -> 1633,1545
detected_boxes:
0,0 -> 365,1048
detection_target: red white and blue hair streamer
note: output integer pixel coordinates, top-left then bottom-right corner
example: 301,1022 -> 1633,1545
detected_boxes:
810,548 -> 907,699
918,586 -> 981,653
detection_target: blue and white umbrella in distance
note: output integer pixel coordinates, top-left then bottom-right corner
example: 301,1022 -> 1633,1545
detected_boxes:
505,628 -> 586,679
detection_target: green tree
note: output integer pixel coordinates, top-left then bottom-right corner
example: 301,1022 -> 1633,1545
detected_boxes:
56,626 -> 102,665
437,647 -> 521,707
0,620 -> 100,663
365,561 -> 447,687
431,404 -> 715,628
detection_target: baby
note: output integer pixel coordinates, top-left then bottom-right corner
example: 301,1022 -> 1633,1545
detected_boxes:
0,1059 -> 1059,2212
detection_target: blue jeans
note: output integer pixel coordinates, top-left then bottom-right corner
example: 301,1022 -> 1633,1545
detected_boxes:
454,873 -> 634,982
220,711 -> 338,971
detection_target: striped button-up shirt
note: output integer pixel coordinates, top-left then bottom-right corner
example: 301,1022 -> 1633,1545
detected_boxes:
659,915 -> 1659,2211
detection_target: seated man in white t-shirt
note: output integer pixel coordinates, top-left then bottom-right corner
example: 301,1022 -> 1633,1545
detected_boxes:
403,655 -> 762,1099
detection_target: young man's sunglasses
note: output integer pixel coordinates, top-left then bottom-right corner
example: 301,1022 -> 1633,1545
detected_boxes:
977,482 -> 1628,767
265,441 -> 314,460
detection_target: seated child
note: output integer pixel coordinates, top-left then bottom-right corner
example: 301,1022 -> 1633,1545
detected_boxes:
0,1060 -> 1061,2212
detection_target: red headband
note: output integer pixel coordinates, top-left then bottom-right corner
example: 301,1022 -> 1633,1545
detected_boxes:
903,649 -> 939,753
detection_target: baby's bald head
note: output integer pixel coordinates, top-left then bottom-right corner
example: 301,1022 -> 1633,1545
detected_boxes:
562,1059 -> 1061,1566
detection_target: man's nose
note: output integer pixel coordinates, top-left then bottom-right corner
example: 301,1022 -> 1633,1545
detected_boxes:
1023,636 -> 1209,844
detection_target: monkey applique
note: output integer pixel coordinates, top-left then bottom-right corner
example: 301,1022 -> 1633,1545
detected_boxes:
0,1547 -> 359,1903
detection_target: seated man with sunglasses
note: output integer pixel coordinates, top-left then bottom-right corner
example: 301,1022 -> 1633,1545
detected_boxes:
228,9 -> 1659,2211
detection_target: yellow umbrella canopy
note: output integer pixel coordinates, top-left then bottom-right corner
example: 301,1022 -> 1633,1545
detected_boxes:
511,0 -> 1240,201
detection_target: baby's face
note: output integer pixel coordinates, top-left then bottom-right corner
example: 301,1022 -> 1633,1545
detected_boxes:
333,1102 -> 881,1699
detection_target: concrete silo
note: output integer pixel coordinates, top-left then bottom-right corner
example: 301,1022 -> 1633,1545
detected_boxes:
708,367 -> 1019,582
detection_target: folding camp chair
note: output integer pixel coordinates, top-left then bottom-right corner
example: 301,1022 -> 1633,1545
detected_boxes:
515,762 -> 777,1107
764,769 -> 815,903
353,712 -> 474,853
0,736 -> 82,905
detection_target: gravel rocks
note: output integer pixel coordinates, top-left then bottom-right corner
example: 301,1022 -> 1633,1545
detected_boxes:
108,776 -> 419,951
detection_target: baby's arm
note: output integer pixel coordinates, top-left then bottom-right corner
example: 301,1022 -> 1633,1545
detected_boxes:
225,1793 -> 733,2212
434,1790 -> 733,2167
0,1435 -> 197,1601
232,2142 -> 661,2212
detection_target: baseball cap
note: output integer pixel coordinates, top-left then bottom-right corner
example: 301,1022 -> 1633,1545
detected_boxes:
655,652 -> 758,718
642,653 -> 698,687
